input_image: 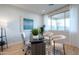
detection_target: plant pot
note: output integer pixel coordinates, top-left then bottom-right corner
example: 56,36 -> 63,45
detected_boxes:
33,35 -> 39,40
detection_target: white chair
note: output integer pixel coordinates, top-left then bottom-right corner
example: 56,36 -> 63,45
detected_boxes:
51,35 -> 66,55
43,32 -> 54,54
21,32 -> 31,55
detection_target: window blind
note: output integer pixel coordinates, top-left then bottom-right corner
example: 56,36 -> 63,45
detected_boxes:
48,5 -> 70,16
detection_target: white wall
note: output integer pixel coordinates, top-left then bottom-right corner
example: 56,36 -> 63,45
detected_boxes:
43,15 -> 51,31
0,5 -> 43,44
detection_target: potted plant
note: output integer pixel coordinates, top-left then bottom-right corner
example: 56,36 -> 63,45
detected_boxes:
32,28 -> 39,39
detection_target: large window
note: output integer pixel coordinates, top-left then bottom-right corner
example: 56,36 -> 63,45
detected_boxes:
65,11 -> 70,31
51,11 -> 70,31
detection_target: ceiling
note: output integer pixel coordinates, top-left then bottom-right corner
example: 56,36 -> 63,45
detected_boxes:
11,4 -> 66,15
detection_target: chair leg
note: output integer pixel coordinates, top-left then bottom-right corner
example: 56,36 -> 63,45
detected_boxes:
53,41 -> 55,55
63,44 -> 65,55
24,52 -> 27,55
1,45 -> 3,52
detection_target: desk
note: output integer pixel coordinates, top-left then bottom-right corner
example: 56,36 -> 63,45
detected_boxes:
30,40 -> 45,55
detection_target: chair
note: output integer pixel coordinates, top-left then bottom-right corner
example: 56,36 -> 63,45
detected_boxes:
0,40 -> 5,51
51,35 -> 66,55
21,32 -> 31,55
43,31 -> 54,44
43,32 -> 54,54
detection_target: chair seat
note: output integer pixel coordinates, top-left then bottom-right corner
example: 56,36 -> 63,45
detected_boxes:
44,36 -> 49,40
51,35 -> 66,41
0,41 -> 5,46
24,41 -> 31,49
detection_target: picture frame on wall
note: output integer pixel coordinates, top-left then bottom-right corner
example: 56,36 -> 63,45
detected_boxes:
23,18 -> 33,30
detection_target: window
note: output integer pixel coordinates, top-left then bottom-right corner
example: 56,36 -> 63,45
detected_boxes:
52,13 -> 65,30
46,18 -> 51,30
52,19 -> 57,30
51,11 -> 70,31
44,11 -> 70,31
65,11 -> 70,31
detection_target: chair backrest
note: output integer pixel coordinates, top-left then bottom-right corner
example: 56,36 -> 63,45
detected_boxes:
43,31 -> 54,45
21,32 -> 26,45
46,30 -> 70,44
51,35 -> 66,40
51,34 -> 66,44
43,31 -> 54,37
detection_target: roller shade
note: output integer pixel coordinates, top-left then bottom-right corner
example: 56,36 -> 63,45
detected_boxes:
48,5 -> 70,16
